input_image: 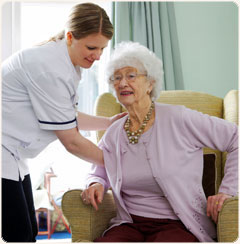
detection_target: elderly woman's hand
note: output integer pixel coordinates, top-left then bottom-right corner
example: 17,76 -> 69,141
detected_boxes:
81,183 -> 104,211
207,193 -> 232,223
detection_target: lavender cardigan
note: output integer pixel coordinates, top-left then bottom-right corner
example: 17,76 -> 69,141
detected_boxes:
86,102 -> 238,242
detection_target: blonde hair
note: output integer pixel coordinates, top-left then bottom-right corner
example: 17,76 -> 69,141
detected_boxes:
45,3 -> 113,43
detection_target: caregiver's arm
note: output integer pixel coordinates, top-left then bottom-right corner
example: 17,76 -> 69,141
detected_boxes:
55,127 -> 104,166
77,111 -> 127,131
82,155 -> 110,211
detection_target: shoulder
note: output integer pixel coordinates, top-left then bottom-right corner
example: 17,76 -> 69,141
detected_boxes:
29,40 -> 65,60
24,40 -> 69,69
105,116 -> 127,137
3,41 -> 61,67
26,41 -> 75,81
154,102 -> 212,125
99,116 -> 127,147
155,102 -> 185,119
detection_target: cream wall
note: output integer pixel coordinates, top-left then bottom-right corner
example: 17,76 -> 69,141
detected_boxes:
173,2 -> 238,98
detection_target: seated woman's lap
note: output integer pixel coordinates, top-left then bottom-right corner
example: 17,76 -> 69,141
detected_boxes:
94,224 -> 145,242
94,215 -> 199,242
145,222 -> 199,242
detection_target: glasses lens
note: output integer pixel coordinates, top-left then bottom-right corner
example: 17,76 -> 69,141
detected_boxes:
110,74 -> 121,82
110,72 -> 140,83
109,75 -> 114,82
126,72 -> 137,82
114,74 -> 122,82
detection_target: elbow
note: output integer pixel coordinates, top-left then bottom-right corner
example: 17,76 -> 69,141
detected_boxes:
55,128 -> 84,156
64,141 -> 78,155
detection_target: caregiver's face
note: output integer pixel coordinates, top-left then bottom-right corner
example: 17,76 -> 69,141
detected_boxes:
67,32 -> 110,68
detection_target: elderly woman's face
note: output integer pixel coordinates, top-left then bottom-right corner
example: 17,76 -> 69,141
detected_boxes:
112,66 -> 152,107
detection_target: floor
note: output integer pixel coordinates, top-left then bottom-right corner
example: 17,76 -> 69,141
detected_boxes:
37,238 -> 71,243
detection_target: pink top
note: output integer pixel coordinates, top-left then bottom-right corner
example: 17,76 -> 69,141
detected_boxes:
86,102 -> 238,242
121,125 -> 178,220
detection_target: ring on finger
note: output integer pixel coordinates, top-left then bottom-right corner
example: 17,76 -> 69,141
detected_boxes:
215,201 -> 219,205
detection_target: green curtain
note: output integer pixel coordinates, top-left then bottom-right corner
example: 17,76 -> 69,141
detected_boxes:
112,2 -> 184,90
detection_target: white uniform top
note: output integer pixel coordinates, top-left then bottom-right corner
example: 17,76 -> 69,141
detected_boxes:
2,39 -> 81,181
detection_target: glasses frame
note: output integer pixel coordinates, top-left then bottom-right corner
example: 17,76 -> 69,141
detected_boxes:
109,72 -> 147,85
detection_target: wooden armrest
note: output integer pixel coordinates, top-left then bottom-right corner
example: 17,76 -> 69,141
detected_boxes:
217,196 -> 238,242
62,189 -> 116,242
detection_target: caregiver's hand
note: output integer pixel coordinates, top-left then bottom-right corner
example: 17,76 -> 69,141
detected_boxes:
207,193 -> 231,223
81,183 -> 104,211
109,112 -> 128,126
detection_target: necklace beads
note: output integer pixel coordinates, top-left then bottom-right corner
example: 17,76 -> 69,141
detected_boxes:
124,101 -> 155,144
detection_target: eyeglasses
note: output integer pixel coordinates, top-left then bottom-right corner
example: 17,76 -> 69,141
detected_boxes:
109,72 -> 147,84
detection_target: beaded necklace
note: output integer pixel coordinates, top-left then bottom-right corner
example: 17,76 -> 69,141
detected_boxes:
124,101 -> 155,144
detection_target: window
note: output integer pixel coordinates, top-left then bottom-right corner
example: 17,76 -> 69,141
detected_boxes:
2,2 -> 112,193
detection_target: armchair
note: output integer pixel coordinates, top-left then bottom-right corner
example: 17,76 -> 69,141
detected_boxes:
62,90 -> 238,242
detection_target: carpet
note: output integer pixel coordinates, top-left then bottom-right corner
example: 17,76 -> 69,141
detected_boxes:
36,211 -> 71,240
36,229 -> 71,240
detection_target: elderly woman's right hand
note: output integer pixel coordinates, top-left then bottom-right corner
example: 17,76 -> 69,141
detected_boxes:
81,183 -> 104,211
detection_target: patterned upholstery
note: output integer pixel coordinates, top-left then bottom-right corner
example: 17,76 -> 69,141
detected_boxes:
62,90 -> 238,242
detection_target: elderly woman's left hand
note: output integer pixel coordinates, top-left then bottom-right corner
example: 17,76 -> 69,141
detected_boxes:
207,193 -> 232,223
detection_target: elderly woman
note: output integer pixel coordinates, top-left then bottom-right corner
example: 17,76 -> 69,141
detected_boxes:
82,42 -> 238,242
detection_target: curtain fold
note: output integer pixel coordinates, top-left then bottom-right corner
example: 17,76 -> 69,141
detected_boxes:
112,2 -> 184,90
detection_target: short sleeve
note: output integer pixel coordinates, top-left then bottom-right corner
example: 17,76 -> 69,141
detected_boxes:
27,71 -> 78,130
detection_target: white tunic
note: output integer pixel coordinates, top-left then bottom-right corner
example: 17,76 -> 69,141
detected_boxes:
2,39 -> 81,181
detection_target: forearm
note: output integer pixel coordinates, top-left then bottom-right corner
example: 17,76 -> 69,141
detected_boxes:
219,126 -> 238,196
77,112 -> 110,131
218,149 -> 238,196
69,135 -> 104,166
55,128 -> 104,166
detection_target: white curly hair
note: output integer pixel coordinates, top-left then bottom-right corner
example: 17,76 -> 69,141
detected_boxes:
106,41 -> 164,100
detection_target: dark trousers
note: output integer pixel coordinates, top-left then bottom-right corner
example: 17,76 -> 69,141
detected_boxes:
95,214 -> 199,242
2,174 -> 38,242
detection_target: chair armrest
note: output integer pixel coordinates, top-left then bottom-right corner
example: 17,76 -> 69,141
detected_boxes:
62,189 -> 116,242
217,196 -> 238,242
